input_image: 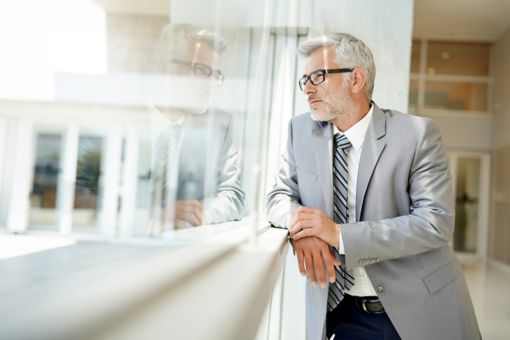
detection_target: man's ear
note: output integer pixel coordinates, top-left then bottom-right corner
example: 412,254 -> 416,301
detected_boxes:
350,68 -> 367,95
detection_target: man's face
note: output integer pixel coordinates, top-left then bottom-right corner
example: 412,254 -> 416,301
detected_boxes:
168,40 -> 222,114
302,46 -> 354,122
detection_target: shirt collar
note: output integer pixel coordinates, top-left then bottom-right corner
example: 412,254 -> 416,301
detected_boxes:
149,102 -> 185,127
333,104 -> 374,150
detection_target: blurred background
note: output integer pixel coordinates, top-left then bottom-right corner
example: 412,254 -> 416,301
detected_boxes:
0,0 -> 509,339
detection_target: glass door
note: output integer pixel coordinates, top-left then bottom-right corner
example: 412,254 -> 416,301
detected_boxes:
72,135 -> 104,231
449,152 -> 490,258
28,133 -> 63,230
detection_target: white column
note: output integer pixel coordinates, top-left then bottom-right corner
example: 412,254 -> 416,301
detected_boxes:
99,127 -> 123,239
0,116 -> 8,228
57,125 -> 79,235
119,125 -> 140,238
6,118 -> 34,233
478,154 -> 491,259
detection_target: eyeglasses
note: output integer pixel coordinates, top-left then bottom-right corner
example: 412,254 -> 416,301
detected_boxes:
298,68 -> 354,92
171,59 -> 224,85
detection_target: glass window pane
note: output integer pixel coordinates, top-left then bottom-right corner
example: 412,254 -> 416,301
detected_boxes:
73,136 -> 103,231
29,133 -> 62,230
424,81 -> 488,111
2,1 -> 282,242
410,40 -> 421,73
454,157 -> 481,253
133,130 -> 152,235
409,80 -> 418,108
426,41 -> 491,76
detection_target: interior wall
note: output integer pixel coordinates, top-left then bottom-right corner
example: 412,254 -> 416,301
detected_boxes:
422,112 -> 493,151
489,26 -> 510,264
106,13 -> 168,73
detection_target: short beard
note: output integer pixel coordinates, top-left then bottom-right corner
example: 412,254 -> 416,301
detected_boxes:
310,105 -> 338,122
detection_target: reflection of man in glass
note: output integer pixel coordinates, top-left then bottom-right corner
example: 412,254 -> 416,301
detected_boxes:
149,23 -> 244,231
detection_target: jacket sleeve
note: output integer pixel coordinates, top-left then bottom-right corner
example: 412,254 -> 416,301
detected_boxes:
266,119 -> 302,229
203,117 -> 245,224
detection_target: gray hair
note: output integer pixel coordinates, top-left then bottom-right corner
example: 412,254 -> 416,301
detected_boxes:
155,23 -> 227,60
298,33 -> 376,100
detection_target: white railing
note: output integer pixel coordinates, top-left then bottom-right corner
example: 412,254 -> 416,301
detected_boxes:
0,221 -> 289,340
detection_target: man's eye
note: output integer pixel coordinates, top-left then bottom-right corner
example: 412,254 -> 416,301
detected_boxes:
193,64 -> 211,78
310,73 -> 323,83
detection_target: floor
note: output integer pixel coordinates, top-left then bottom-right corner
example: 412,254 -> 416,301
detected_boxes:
0,232 -> 76,259
461,258 -> 510,339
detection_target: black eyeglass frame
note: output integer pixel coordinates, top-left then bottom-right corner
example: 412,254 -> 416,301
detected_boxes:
298,68 -> 355,91
171,59 -> 224,85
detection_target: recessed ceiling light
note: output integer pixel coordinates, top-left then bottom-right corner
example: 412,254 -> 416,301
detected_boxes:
441,51 -> 451,60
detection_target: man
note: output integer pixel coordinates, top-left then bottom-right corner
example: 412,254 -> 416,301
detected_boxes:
266,33 -> 480,340
148,24 -> 244,232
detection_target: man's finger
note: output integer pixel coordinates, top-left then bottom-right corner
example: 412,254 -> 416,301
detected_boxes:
290,208 -> 318,228
190,200 -> 203,214
329,248 -> 342,267
312,249 -> 327,288
304,252 -> 317,286
289,215 -> 317,233
176,210 -> 201,226
175,218 -> 192,229
289,220 -> 315,236
292,228 -> 315,240
321,247 -> 337,283
296,249 -> 306,276
193,205 -> 204,224
176,200 -> 202,214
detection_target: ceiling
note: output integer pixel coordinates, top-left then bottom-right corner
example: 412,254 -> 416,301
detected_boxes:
94,0 -> 510,41
95,0 -> 169,17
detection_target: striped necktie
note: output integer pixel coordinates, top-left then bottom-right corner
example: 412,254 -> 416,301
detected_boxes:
151,125 -> 181,233
328,133 -> 355,312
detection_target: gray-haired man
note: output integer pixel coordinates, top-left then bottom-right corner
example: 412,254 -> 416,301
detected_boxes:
148,24 -> 244,232
267,33 -> 480,340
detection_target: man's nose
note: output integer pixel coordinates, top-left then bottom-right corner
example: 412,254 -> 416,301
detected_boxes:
303,80 -> 316,95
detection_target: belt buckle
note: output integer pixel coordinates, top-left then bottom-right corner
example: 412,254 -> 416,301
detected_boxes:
361,299 -> 370,313
361,298 -> 385,314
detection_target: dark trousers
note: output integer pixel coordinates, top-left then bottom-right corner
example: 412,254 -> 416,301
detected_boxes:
326,294 -> 401,340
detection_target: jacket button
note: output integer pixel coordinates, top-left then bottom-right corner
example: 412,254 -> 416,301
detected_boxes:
377,286 -> 384,294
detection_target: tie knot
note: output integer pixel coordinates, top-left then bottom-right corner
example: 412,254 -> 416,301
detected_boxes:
334,133 -> 352,150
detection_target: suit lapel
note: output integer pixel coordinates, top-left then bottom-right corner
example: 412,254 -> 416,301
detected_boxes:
312,122 -> 334,218
356,104 -> 387,221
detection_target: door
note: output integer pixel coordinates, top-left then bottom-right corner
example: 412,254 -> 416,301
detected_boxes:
72,134 -> 104,231
28,132 -> 63,230
448,152 -> 490,258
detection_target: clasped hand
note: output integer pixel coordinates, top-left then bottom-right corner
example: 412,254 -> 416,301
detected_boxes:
163,200 -> 204,228
289,206 -> 340,248
289,206 -> 342,287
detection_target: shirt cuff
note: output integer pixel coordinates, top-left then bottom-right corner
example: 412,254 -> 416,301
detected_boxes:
337,224 -> 345,254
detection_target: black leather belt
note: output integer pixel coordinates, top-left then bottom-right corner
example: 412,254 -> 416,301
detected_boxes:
350,295 -> 385,314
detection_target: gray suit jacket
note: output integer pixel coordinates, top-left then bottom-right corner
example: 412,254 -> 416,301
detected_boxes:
266,103 -> 480,340
149,107 -> 245,225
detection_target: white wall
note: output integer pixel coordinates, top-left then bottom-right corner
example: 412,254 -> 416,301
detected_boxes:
106,13 -> 168,73
489,26 -> 510,264
0,116 -> 10,228
422,112 -> 494,151
491,28 -> 510,149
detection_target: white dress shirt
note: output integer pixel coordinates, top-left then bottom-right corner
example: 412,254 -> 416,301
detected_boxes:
330,105 -> 377,297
